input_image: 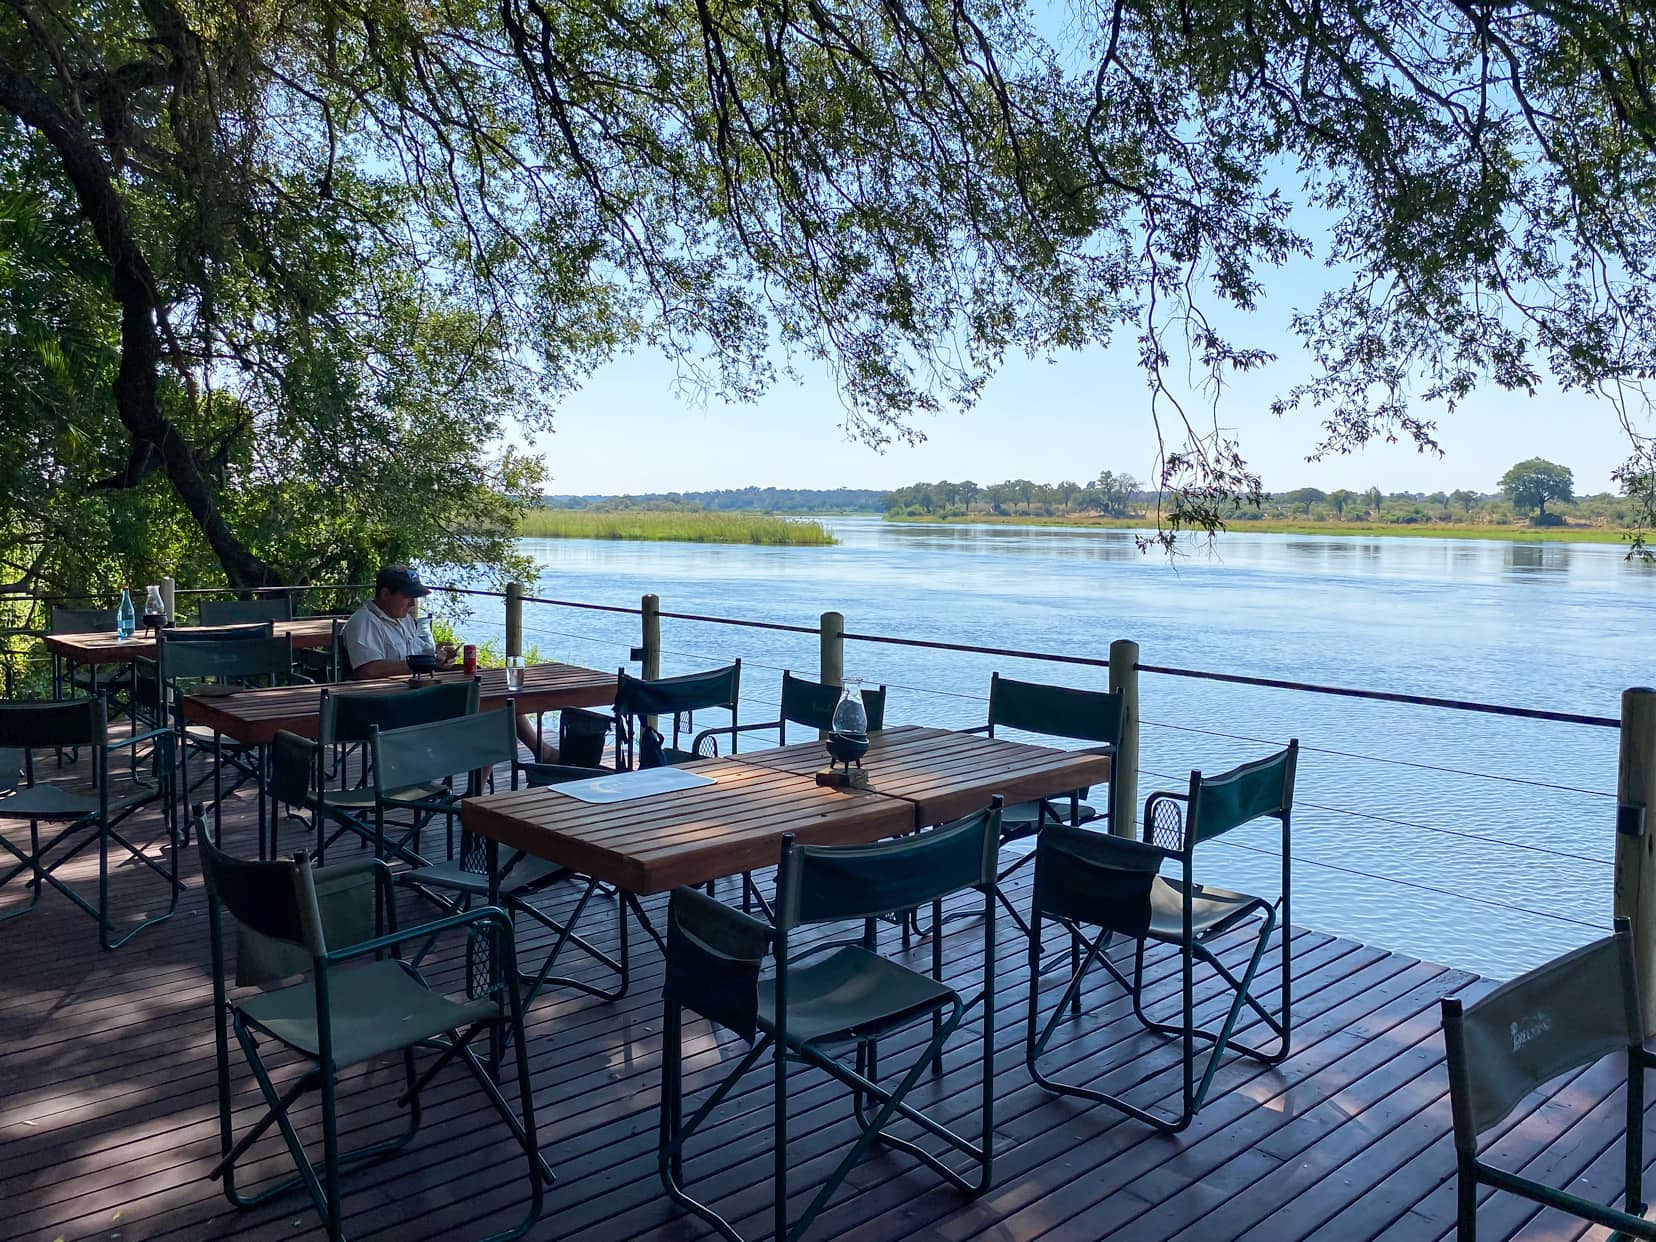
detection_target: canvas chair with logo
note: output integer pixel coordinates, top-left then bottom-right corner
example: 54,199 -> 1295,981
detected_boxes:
197,594 -> 295,626
1025,740 -> 1297,1132
1441,918 -> 1656,1240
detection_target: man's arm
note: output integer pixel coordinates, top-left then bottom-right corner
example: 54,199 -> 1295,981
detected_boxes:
352,657 -> 411,679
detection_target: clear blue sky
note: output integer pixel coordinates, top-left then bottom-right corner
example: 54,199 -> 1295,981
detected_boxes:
529,262 -> 1644,499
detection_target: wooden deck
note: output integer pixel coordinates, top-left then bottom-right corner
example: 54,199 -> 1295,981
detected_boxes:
0,772 -> 1643,1242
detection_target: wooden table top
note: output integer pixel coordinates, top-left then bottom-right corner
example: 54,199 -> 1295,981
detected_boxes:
461,759 -> 916,894
729,724 -> 1112,827
180,662 -> 617,746
44,617 -> 338,664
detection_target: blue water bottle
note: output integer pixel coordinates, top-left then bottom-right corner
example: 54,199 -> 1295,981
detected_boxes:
116,588 -> 135,640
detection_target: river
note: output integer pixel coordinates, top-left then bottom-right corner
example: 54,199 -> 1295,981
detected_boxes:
478,516 -> 1655,979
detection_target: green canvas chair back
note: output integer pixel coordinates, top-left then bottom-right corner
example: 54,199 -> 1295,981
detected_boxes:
779,671 -> 887,737
986,672 -> 1122,746
613,661 -> 741,765
161,636 -> 294,684
614,662 -> 741,719
319,678 -> 478,747
1444,926 -> 1639,1150
160,620 -> 277,643
1185,739 -> 1299,848
775,802 -> 1000,931
370,707 -> 515,797
1033,823 -> 1169,938
50,605 -> 116,634
663,885 -> 772,1041
197,833 -> 376,988
269,730 -> 317,808
198,595 -> 294,626
0,697 -> 105,750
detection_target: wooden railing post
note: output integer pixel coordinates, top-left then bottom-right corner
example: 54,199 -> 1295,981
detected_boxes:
820,610 -> 844,688
641,593 -> 662,729
1616,687 -> 1656,1034
159,576 -> 176,624
1109,638 -> 1140,839
504,581 -> 523,659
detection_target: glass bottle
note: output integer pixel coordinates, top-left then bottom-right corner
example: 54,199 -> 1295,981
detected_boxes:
142,584 -> 167,631
116,588 -> 135,640
831,679 -> 868,736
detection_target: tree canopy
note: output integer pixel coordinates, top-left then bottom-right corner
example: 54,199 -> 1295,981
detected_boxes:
4,0 -> 1656,606
1501,458 -> 1576,520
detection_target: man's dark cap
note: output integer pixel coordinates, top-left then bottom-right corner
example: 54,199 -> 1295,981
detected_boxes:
375,565 -> 431,598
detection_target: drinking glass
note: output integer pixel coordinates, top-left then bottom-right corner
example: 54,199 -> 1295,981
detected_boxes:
505,655 -> 525,692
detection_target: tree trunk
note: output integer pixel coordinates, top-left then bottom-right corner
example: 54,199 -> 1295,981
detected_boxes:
0,60 -> 279,588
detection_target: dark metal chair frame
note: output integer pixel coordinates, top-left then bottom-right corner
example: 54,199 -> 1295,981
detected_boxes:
1025,739 -> 1298,1133
0,697 -> 177,948
1441,917 -> 1656,1240
660,799 -> 1002,1242
197,816 -> 549,1241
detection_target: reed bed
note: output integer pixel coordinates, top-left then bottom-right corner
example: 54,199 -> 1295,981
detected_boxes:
517,509 -> 835,545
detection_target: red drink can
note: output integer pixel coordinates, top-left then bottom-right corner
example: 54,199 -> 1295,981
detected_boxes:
462,644 -> 477,676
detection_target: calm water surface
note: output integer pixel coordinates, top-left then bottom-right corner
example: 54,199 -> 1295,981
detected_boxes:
479,517 -> 1656,979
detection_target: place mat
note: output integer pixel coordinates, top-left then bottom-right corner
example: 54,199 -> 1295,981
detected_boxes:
551,767 -> 715,804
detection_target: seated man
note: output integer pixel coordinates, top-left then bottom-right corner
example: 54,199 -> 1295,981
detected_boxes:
341,566 -> 453,679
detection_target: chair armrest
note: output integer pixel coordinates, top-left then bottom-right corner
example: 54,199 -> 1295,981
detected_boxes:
323,903 -> 511,965
110,725 -> 176,752
1142,790 -> 1189,850
691,719 -> 783,756
959,723 -> 992,735
285,671 -> 316,685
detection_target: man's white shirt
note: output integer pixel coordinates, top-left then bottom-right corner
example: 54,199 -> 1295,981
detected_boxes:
341,600 -> 421,671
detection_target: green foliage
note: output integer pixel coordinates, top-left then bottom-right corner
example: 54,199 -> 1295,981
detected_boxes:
517,510 -> 834,545
1500,459 -> 1576,520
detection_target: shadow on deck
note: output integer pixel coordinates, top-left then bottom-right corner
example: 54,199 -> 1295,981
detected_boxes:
0,775 -> 1637,1242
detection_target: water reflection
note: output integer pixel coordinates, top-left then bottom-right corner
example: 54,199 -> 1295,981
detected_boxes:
1505,542 -> 1571,575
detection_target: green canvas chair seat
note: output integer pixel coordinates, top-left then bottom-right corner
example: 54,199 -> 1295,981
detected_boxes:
756,946 -> 955,1044
240,958 -> 501,1064
409,853 -> 568,897
1442,919 -> 1656,1240
1147,877 -> 1266,939
198,820 -> 548,1241
0,778 -> 154,819
318,781 -> 445,809
660,799 -> 1002,1242
998,795 -> 1100,837
1026,739 -> 1298,1134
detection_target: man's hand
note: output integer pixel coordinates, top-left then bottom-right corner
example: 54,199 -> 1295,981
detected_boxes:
435,642 -> 458,669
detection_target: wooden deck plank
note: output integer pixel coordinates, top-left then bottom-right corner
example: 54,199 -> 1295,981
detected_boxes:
0,763 -> 1633,1242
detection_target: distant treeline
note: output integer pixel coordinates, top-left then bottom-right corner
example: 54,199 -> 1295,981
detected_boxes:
540,487 -> 886,513
884,464 -> 1643,528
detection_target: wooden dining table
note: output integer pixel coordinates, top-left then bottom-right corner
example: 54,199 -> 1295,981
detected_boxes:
727,724 -> 1113,827
180,662 -> 618,747
44,616 -> 339,667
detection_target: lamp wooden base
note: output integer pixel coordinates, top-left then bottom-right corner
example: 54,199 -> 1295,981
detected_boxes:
816,767 -> 869,790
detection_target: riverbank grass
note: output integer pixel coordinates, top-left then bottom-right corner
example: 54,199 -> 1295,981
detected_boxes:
886,513 -> 1637,545
519,509 -> 836,545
